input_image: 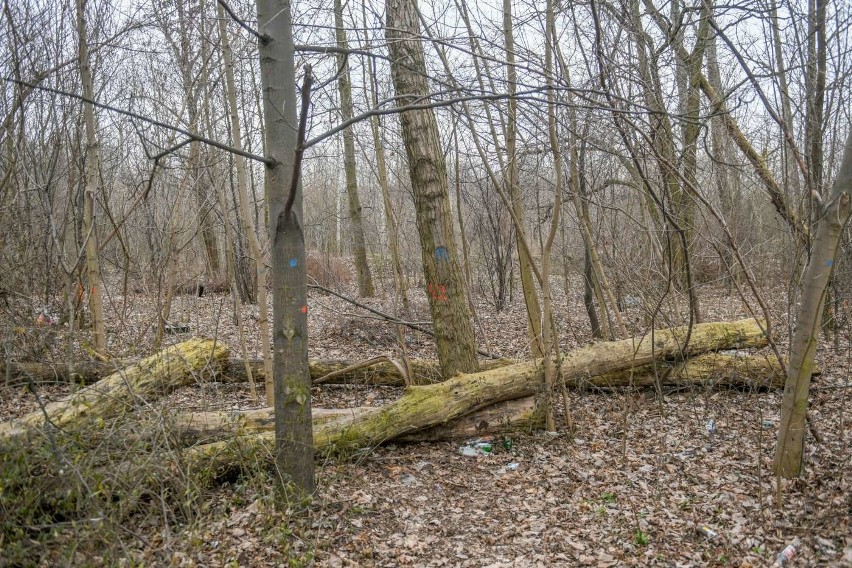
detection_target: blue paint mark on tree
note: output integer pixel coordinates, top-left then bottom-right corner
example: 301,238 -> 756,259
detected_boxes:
825,259 -> 833,267
435,246 -> 449,262
289,258 -> 298,268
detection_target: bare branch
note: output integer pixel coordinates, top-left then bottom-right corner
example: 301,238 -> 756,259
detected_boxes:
216,0 -> 268,43
285,64 -> 313,219
3,77 -> 273,166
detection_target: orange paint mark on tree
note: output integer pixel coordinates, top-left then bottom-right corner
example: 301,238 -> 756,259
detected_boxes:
427,282 -> 448,302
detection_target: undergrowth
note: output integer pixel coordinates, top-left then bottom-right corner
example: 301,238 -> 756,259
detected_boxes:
0,410 -> 314,566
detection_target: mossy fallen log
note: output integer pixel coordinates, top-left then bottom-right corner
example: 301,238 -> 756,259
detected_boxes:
0,338 -> 229,440
582,352 -> 789,390
173,353 -> 783,447
186,319 -> 768,473
174,396 -> 541,446
5,360 -> 136,386
4,358 -> 516,387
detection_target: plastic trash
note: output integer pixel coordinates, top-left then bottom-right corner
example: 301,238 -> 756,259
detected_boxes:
775,538 -> 800,566
458,438 -> 493,456
506,462 -> 520,471
35,306 -> 58,326
762,420 -> 775,429
695,525 -> 718,539
706,419 -> 717,437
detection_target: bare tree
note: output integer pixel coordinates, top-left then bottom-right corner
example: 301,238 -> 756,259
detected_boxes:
257,0 -> 314,494
75,0 -> 107,355
775,131 -> 851,478
385,0 -> 479,377
217,0 -> 273,404
334,0 -> 374,298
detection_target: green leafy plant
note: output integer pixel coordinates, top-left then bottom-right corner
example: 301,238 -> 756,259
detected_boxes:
600,491 -> 616,503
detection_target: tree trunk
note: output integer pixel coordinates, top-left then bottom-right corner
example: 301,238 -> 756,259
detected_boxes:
631,0 -> 690,291
385,0 -> 478,377
187,318 -> 768,470
588,352 -> 788,390
503,0 -> 543,358
775,131 -> 851,478
768,0 -> 802,198
0,339 -> 229,440
212,124 -> 259,403
257,0 -> 314,494
173,351 -> 788,449
217,2 -> 273,404
359,5 -> 408,313
706,27 -> 738,292
540,0 -> 563,431
167,0 -> 223,285
804,0 -> 827,200
678,10 -> 709,323
641,0 -> 809,246
76,0 -> 107,355
334,0 -> 374,298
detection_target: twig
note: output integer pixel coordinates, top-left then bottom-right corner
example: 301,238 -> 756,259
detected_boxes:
3,77 -> 272,165
314,355 -> 407,385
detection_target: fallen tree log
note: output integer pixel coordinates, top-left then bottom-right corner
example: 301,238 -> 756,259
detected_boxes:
0,338 -> 229,440
4,357 -> 516,387
7,350 -> 792,390
173,352 -> 783,446
174,397 -> 541,446
582,352 -> 789,389
5,360 -> 135,386
186,319 -> 768,472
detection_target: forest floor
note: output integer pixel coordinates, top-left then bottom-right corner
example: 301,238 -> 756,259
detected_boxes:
1,269 -> 851,567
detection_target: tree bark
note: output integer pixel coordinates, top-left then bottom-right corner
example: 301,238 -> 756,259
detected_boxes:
631,0 -> 690,290
775,131 -> 851,478
804,0 -> 827,199
385,0 -> 478,377
641,0 -> 809,246
678,9 -> 710,323
768,0 -> 802,198
0,339 -> 229,440
706,25 -> 738,292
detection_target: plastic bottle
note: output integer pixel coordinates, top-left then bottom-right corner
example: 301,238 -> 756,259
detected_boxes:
775,538 -> 800,566
695,525 -> 718,539
458,438 -> 493,456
